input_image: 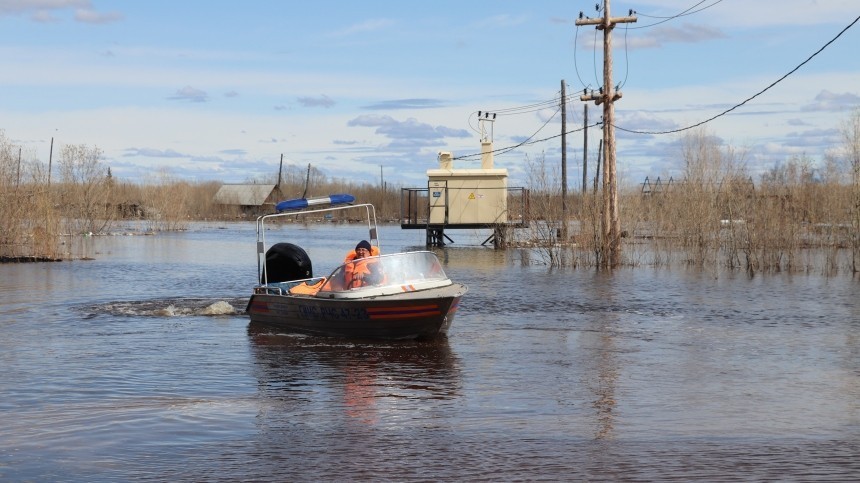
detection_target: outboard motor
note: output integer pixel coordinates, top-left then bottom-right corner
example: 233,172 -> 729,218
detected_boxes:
263,243 -> 313,284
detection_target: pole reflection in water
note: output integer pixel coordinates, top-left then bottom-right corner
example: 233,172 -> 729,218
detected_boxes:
579,271 -> 620,441
591,327 -> 619,441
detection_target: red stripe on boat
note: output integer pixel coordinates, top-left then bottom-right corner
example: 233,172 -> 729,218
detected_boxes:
366,304 -> 441,319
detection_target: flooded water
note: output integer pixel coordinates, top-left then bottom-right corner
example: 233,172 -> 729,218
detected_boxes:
1,222 -> 858,481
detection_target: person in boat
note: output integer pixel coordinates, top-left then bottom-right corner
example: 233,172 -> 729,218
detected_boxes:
343,240 -> 383,288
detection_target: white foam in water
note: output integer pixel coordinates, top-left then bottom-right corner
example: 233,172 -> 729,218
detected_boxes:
156,304 -> 180,316
200,301 -> 236,315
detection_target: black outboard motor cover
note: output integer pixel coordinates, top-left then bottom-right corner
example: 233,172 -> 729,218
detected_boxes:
263,243 -> 313,284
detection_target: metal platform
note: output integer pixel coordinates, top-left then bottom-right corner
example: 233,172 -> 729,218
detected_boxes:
400,187 -> 529,248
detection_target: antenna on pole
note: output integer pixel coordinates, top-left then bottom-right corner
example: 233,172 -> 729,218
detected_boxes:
478,111 -> 496,143
478,111 -> 497,169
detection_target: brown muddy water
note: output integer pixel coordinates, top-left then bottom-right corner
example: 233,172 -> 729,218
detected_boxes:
0,222 -> 858,481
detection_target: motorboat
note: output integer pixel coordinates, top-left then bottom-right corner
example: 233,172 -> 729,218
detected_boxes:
246,195 -> 467,340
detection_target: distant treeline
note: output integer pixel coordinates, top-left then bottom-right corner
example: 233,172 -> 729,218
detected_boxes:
2,110 -> 859,274
516,114 -> 860,275
0,130 -> 402,261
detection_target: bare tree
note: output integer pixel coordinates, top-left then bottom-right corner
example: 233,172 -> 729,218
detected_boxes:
523,152 -> 571,266
0,131 -> 61,258
145,168 -> 190,231
0,130 -> 23,256
58,144 -> 115,235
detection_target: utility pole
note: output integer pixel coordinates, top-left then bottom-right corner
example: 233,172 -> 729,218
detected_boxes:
576,0 -> 636,268
594,139 -> 603,193
583,104 -> 588,193
48,137 -> 53,186
560,79 -> 568,241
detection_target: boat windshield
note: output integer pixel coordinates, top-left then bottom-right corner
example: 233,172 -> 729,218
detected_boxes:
318,251 -> 447,294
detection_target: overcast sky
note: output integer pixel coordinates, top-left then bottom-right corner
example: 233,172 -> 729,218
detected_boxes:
1,0 -> 858,189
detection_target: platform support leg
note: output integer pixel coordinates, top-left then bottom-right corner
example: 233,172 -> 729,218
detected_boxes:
426,228 -> 445,247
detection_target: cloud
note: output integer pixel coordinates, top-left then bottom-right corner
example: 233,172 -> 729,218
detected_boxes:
586,23 -> 726,50
0,0 -> 88,15
347,114 -> 469,140
784,127 -> 840,148
0,1 -> 122,24
123,147 -> 187,158
435,125 -> 471,137
656,23 -> 726,43
297,94 -> 335,108
219,148 -> 247,156
615,110 -> 679,134
167,86 -> 209,102
74,8 -> 122,24
361,98 -> 446,110
474,14 -> 528,29
327,18 -> 394,37
802,90 -> 860,112
387,138 -> 442,149
347,114 -> 398,128
30,9 -> 57,22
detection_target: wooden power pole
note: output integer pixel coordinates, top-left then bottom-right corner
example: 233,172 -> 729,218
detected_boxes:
583,104 -> 588,193
560,79 -> 568,241
576,0 -> 636,268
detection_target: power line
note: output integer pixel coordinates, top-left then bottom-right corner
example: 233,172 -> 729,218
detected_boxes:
618,22 -> 631,89
466,85 -> 588,140
458,107 -> 560,160
460,6 -> 857,157
574,1 -> 723,91
488,91 -> 582,115
615,13 -> 860,136
630,0 -> 724,29
453,11 -> 860,159
454,121 -> 602,161
572,23 -> 593,91
495,107 -> 561,158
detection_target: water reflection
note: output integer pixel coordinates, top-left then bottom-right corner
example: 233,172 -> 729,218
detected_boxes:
3,224 -> 859,480
247,322 -> 462,427
583,272 -> 621,441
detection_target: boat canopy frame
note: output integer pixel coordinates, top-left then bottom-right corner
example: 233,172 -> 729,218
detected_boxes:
255,200 -> 379,286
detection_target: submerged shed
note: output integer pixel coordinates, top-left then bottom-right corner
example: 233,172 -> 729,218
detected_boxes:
213,183 -> 284,215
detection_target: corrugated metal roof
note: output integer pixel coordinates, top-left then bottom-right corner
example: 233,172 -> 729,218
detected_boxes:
213,184 -> 277,206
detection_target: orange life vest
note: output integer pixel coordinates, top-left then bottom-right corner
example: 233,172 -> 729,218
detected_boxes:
343,246 -> 382,289
288,277 -> 326,295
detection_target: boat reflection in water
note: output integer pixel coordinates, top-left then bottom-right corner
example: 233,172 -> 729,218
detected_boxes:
247,322 -> 462,426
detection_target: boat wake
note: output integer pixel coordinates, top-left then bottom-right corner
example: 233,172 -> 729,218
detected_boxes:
80,297 -> 250,318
